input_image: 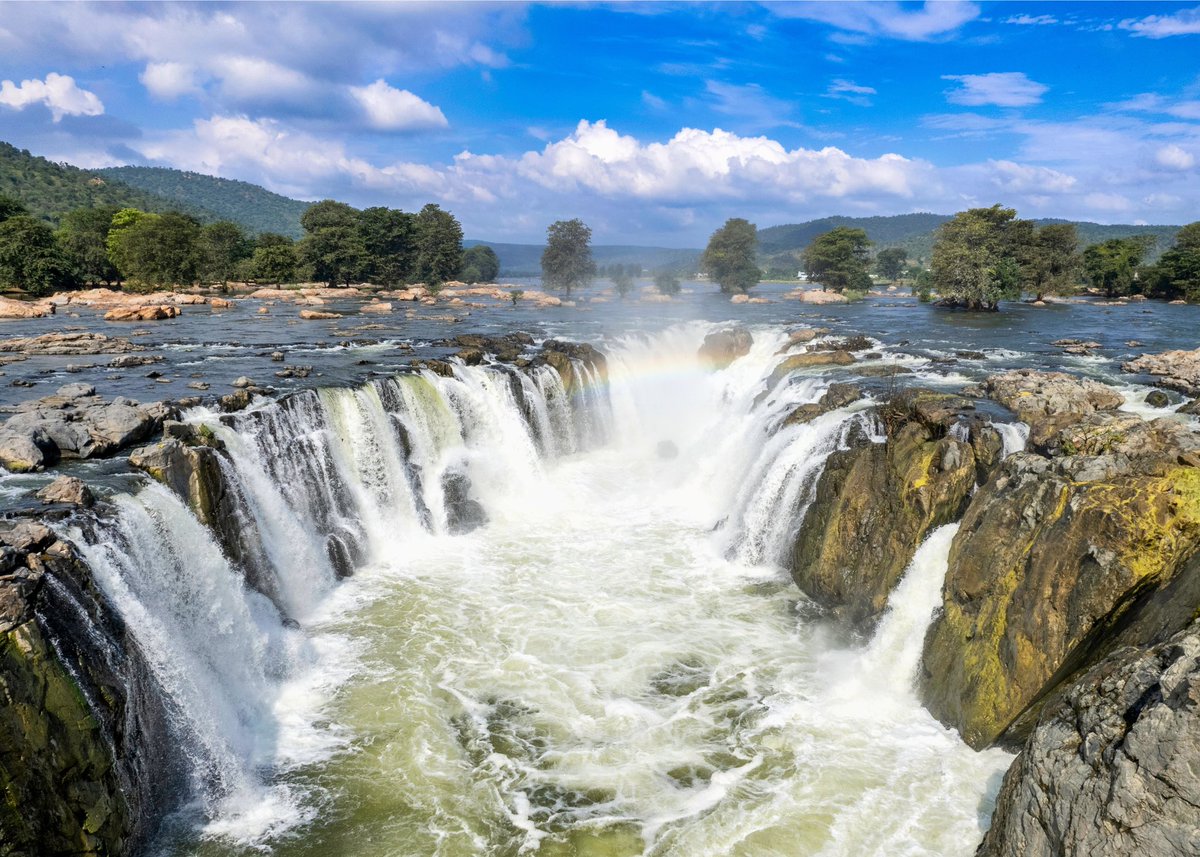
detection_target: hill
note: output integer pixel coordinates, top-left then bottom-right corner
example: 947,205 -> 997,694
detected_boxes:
99,166 -> 309,238
0,141 -> 215,224
466,240 -> 700,277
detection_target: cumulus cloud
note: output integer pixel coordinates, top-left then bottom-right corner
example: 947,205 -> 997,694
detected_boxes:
771,1 -> 980,41
1119,6 -> 1200,38
943,72 -> 1048,107
985,160 -> 1077,193
139,62 -> 202,100
350,80 -> 448,131
0,72 -> 104,121
1156,144 -> 1196,171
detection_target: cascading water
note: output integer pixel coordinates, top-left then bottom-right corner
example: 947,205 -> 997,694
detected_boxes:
55,328 -> 1011,857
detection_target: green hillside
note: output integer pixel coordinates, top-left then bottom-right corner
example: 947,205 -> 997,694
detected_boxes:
0,141 -> 214,223
100,166 -> 309,238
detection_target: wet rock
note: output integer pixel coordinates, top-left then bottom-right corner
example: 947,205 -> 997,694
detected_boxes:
232,376 -> 253,389
781,383 -> 862,428
979,621 -> 1200,857
977,369 -> 1124,448
1123,348 -> 1200,396
762,350 -> 855,392
956,350 -> 986,360
454,347 -> 485,365
442,469 -> 488,535
36,475 -> 94,507
538,339 -> 609,394
853,364 -> 914,378
218,390 -> 255,412
1146,390 -> 1171,408
0,332 -> 142,356
270,351 -> 285,362
443,333 -> 534,363
656,440 -> 679,459
299,309 -> 342,320
698,326 -> 753,369
411,359 -> 456,378
108,354 -> 160,368
103,305 -> 180,321
921,415 -> 1200,750
790,389 -> 981,630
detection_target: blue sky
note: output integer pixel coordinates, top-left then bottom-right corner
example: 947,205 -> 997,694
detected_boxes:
1,2 -> 1199,245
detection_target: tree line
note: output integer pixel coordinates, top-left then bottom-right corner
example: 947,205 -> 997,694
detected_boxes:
0,194 -> 499,296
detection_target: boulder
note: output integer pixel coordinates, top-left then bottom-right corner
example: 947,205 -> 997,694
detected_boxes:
0,428 -> 56,472
0,296 -> 54,319
698,326 -> 753,369
976,370 -> 1124,448
103,305 -> 180,321
788,288 -> 849,304
1146,390 -> 1171,408
763,350 -> 855,392
441,469 -> 487,535
0,332 -> 142,356
781,383 -> 862,428
1123,348 -> 1200,396
299,310 -> 342,320
36,476 -> 94,507
790,389 -> 982,629
921,414 -> 1200,749
360,301 -> 392,314
979,621 -> 1200,857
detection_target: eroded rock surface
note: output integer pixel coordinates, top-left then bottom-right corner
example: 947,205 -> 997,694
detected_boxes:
979,621 -> 1200,857
974,369 -> 1124,448
698,326 -> 753,369
0,332 -> 142,356
1123,348 -> 1200,396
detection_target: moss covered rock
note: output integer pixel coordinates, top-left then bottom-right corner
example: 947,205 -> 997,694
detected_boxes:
921,414 -> 1200,749
789,389 -> 983,629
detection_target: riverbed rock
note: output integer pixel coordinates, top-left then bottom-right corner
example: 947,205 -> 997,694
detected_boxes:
1123,348 -> 1200,396
978,620 -> 1200,857
538,339 -> 609,394
0,296 -> 54,318
0,332 -> 142,356
762,350 -> 856,393
780,383 -> 862,428
36,475 -> 95,507
921,414 -> 1200,750
790,389 -> 981,629
443,332 -> 534,363
976,370 -> 1124,448
299,309 -> 342,320
103,305 -> 181,321
442,468 -> 487,535
1146,390 -> 1171,408
698,326 -> 753,369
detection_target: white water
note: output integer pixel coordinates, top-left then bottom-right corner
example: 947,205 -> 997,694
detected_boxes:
64,324 -> 1012,856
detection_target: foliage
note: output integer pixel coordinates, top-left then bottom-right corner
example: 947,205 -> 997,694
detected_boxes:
911,268 -> 934,302
200,221 -> 251,284
541,218 -> 596,296
105,208 -> 153,279
247,233 -> 299,285
300,200 -> 365,287
702,218 -> 760,294
460,244 -> 500,283
802,227 -> 872,293
56,206 -> 120,285
654,269 -> 682,296
510,289 -> 524,305
412,204 -> 464,287
108,211 -> 204,288
0,194 -> 28,222
0,216 -> 76,296
1082,236 -> 1155,298
609,263 -> 637,298
875,247 -> 908,283
1142,222 -> 1200,302
930,205 -> 1030,310
359,206 -> 416,286
1022,223 -> 1080,300
98,165 -> 308,238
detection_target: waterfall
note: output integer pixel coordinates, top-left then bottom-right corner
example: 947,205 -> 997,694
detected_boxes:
996,421 -> 1030,458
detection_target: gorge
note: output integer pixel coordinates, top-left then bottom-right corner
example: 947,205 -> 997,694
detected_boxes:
3,306 -> 1200,857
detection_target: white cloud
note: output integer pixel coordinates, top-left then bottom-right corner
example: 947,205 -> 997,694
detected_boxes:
0,72 -> 104,121
1156,144 -> 1196,171
1111,93 -> 1200,120
943,72 -> 1048,107
825,79 -> 877,105
704,80 -> 796,125
216,56 -> 313,102
1004,14 -> 1058,26
140,62 -> 201,99
772,1 -> 980,41
1119,6 -> 1200,38
641,91 -> 667,111
985,159 -> 1077,193
350,80 -> 448,131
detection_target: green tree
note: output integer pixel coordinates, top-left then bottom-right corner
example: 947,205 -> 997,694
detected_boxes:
1141,222 -> 1200,302
359,206 -> 416,286
0,215 -> 76,296
1022,223 -> 1080,301
0,195 -> 28,223
611,263 -> 636,298
109,212 -> 203,288
874,247 -> 908,283
57,206 -> 120,286
248,233 -> 298,285
1082,236 -> 1154,298
460,244 -> 500,283
412,203 -> 464,288
654,269 -> 681,296
541,218 -> 596,296
930,205 -> 1031,311
803,227 -> 873,293
106,207 -> 152,278
701,218 -> 760,294
300,200 -> 365,287
200,220 -> 250,285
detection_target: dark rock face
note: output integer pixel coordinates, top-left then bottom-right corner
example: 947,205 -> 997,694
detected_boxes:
0,518 -> 174,856
921,413 -> 1200,749
441,469 -> 487,535
780,383 -> 862,429
789,389 -> 983,630
698,326 -> 753,369
978,621 -> 1200,857
442,332 -> 534,363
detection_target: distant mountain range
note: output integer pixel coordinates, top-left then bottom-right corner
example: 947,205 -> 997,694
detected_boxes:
1,140 -> 1183,273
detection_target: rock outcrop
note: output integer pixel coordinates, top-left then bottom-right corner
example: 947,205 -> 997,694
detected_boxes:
790,389 -> 989,629
780,383 -> 862,429
698,326 -> 753,369
103,305 -> 180,321
0,332 -> 142,356
978,621 -> 1200,857
0,386 -> 176,472
921,412 -> 1200,749
974,370 -> 1124,448
1123,348 -> 1200,396
0,296 -> 54,319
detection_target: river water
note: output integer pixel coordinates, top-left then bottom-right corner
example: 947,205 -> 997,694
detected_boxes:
5,283 -> 1199,855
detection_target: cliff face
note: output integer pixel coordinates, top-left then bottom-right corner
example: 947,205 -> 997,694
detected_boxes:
920,413 -> 1200,749
978,620 -> 1200,857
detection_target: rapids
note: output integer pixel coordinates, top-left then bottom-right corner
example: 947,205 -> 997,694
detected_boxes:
60,324 -> 1013,856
